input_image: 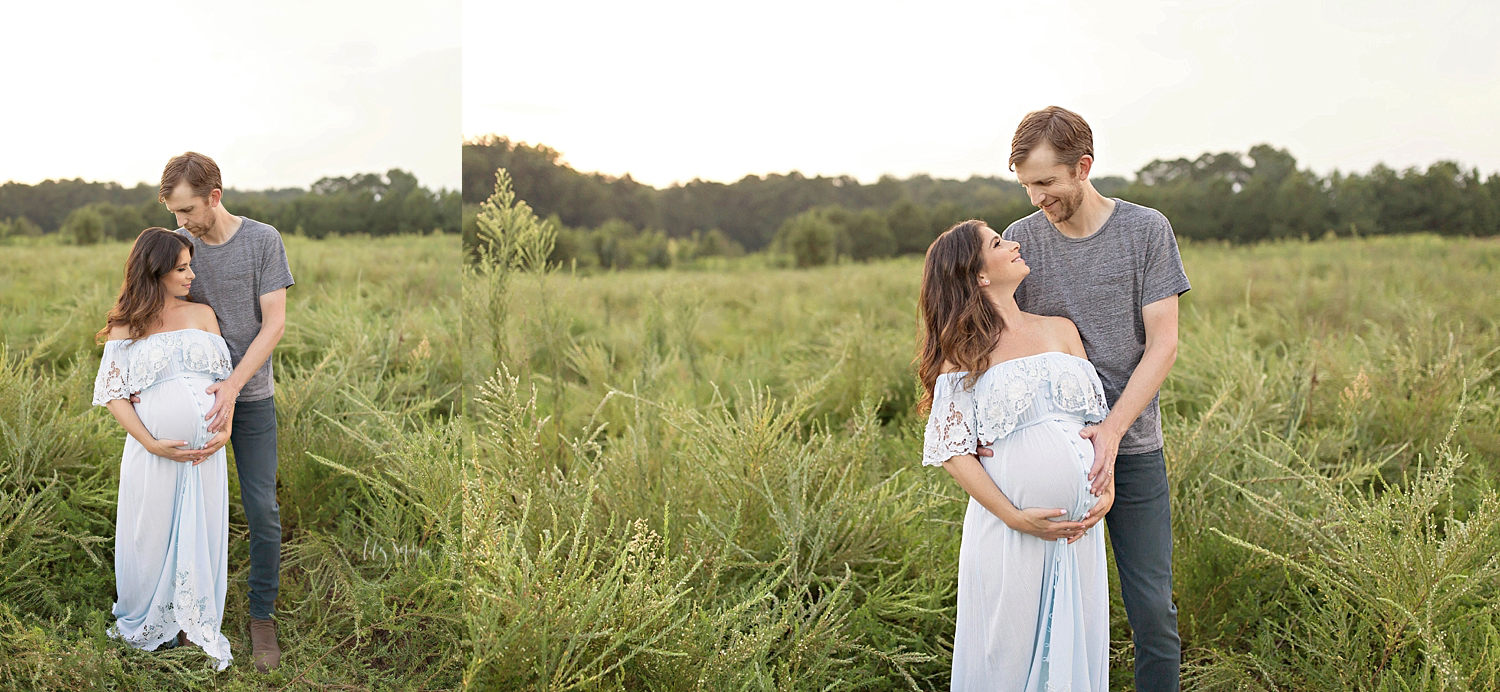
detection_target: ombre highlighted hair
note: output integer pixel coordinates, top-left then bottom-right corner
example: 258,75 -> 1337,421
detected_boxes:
915,219 -> 1006,413
96,228 -> 195,343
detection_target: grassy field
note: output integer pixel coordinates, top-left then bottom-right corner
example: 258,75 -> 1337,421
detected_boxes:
467,225 -> 1500,690
6,224 -> 1499,690
0,234 -> 463,690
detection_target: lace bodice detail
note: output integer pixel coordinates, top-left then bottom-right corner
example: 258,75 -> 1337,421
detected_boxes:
922,352 -> 1109,467
92,329 -> 232,406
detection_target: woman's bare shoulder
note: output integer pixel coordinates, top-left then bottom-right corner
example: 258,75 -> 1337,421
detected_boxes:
187,301 -> 222,334
106,323 -> 131,341
1042,316 -> 1087,358
185,300 -> 216,318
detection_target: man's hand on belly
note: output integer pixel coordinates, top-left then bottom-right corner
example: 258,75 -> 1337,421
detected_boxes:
193,426 -> 230,465
204,380 -> 241,433
1072,481 -> 1115,543
1080,421 -> 1125,496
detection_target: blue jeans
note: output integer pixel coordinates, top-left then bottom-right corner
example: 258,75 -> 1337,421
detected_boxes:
230,396 -> 280,620
1106,449 -> 1180,691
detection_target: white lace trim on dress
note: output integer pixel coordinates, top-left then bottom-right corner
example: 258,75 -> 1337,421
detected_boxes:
921,353 -> 1109,467
109,568 -> 233,670
922,379 -> 978,466
975,354 -> 1108,443
92,330 -> 232,406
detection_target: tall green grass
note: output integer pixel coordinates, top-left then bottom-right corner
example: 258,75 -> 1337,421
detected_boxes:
466,177 -> 1500,692
0,234 -> 463,689
7,208 -> 1496,689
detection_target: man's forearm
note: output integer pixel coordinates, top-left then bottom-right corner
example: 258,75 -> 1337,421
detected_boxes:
1102,337 -> 1177,433
1101,295 -> 1181,436
226,323 -> 285,391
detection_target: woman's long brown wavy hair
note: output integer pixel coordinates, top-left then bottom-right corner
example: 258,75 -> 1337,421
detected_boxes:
95,228 -> 195,343
915,219 -> 1005,413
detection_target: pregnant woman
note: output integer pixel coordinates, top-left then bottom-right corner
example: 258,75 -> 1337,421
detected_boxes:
918,219 -> 1114,690
93,228 -> 233,670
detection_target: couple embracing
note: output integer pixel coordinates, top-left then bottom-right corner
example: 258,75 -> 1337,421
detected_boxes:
920,107 -> 1190,690
91,153 -> 292,671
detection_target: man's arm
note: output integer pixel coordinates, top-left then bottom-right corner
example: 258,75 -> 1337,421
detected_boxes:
204,288 -> 287,437
1081,293 -> 1179,494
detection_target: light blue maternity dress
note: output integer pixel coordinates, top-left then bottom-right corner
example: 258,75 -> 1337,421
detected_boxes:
923,352 -> 1111,691
93,328 -> 234,670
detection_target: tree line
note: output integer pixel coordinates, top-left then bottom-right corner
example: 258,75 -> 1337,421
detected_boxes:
0,169 -> 460,243
464,135 -> 1500,268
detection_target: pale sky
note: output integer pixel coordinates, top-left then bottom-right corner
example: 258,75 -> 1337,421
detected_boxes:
1,0 -> 459,191
465,0 -> 1500,188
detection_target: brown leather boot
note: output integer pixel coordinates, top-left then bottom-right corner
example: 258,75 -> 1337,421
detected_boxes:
177,630 -> 197,648
249,618 -> 281,672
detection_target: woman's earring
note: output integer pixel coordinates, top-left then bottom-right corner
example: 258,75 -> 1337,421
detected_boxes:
978,277 -> 990,287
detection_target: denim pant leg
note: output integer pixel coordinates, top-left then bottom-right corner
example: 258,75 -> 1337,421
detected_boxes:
1105,449 -> 1180,691
230,396 -> 281,620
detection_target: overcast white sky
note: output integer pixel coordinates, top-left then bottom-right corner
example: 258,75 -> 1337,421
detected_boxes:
465,0 -> 1500,188
1,0 -> 459,191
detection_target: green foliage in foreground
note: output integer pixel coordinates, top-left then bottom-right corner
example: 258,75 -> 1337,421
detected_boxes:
467,206 -> 1500,689
0,235 -> 463,689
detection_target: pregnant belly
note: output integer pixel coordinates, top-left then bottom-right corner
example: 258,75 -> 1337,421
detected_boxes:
133,375 -> 216,450
987,418 -> 1096,521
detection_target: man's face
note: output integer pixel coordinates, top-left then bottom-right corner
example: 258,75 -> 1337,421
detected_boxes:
162,183 -> 219,238
1014,143 -> 1086,225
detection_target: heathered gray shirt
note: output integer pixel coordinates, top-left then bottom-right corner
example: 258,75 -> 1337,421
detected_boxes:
177,217 -> 294,402
1002,199 -> 1190,455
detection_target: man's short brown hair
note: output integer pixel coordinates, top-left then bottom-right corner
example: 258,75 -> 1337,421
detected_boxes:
159,152 -> 222,201
1008,106 -> 1094,172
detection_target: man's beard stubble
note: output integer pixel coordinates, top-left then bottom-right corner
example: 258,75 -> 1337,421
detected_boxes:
1047,184 -> 1084,225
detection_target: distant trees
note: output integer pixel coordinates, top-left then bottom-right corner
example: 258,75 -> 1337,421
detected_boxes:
773,209 -> 844,268
839,208 -> 896,261
230,169 -> 459,240
545,219 -> 746,270
1122,146 -> 1500,242
462,136 -> 1052,254
0,217 -> 42,239
768,207 -> 896,267
467,135 -> 1500,269
0,179 -> 157,233
0,170 -> 459,243
60,206 -> 107,245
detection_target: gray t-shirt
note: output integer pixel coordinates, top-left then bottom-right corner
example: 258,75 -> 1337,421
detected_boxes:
1002,199 -> 1190,455
177,217 -> 294,402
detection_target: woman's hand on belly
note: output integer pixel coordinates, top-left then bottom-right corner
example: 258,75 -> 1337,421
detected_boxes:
942,454 -> 1088,542
1007,506 -> 1089,543
104,398 -> 201,464
145,437 -> 197,460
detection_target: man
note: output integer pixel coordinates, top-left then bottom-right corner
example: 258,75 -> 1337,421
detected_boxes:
986,106 -> 1190,690
160,151 -> 293,673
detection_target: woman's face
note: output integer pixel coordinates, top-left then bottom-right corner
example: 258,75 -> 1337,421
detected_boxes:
976,225 -> 1028,289
160,247 -> 194,299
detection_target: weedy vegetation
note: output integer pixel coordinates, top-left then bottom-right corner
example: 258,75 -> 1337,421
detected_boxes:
5,180 -> 1498,690
0,234 -> 463,690
466,168 -> 1500,691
